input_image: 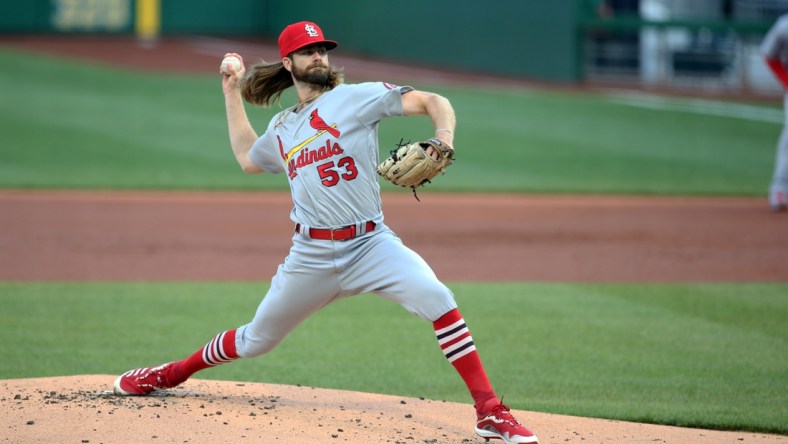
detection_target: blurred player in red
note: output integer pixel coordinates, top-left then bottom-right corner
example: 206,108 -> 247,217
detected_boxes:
762,14 -> 788,212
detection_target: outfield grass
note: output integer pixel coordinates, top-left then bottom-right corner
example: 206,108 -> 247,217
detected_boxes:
0,48 -> 781,195
1,282 -> 785,434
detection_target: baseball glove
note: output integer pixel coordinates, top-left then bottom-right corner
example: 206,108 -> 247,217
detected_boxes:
377,138 -> 454,199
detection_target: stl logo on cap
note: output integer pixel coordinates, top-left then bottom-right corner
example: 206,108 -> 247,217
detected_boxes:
278,21 -> 338,58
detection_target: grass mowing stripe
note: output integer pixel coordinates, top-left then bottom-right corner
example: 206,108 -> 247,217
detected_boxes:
0,281 -> 785,434
606,91 -> 783,124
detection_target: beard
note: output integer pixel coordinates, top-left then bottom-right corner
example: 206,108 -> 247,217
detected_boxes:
292,62 -> 329,86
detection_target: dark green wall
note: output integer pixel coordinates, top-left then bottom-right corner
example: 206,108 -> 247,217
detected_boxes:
0,0 -> 583,82
0,0 -> 133,33
159,0 -> 269,35
0,1 -> 50,32
265,1 -> 582,82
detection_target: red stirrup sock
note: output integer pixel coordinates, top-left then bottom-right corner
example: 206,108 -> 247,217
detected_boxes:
168,329 -> 239,385
433,309 -> 499,415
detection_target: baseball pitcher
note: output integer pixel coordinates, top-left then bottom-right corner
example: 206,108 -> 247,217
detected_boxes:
113,21 -> 538,444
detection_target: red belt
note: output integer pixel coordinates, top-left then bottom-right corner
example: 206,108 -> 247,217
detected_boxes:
296,221 -> 376,241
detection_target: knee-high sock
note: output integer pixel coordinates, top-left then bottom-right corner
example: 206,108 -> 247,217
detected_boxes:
433,309 -> 499,415
168,329 -> 239,385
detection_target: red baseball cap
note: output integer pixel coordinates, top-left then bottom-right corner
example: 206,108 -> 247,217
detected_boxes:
278,21 -> 338,58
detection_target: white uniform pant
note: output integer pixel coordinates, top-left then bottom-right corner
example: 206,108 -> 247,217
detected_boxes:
771,94 -> 788,200
235,225 -> 457,358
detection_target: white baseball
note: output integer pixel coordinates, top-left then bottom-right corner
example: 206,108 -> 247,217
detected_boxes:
220,56 -> 241,75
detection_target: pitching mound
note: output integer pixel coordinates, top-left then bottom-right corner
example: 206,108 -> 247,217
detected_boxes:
2,376 -> 783,444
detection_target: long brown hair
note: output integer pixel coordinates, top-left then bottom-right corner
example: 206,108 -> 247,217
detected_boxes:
240,59 -> 345,107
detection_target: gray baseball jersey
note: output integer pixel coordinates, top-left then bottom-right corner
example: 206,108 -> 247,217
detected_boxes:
249,82 -> 408,228
236,82 -> 457,358
761,14 -> 788,64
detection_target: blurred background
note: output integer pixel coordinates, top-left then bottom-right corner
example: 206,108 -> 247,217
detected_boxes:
0,0 -> 785,97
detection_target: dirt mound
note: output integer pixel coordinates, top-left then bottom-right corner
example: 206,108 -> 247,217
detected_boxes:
2,375 -> 784,444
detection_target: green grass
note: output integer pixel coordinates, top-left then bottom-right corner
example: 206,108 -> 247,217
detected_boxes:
1,282 -> 785,434
0,47 -> 781,195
